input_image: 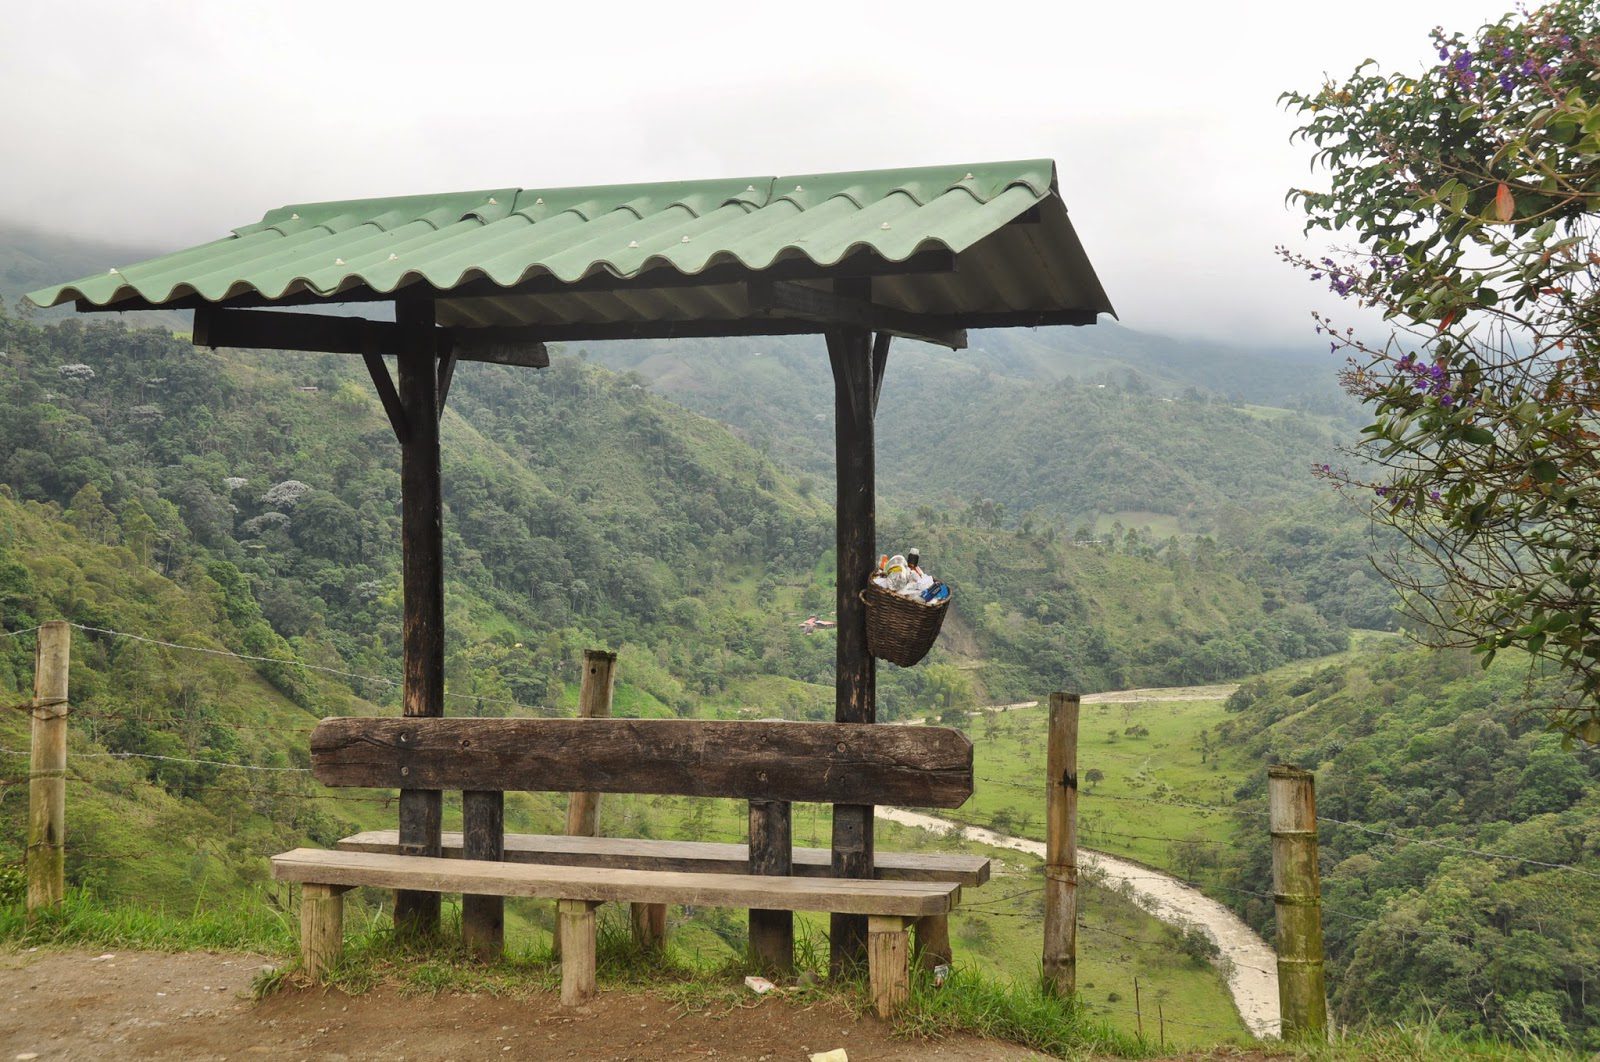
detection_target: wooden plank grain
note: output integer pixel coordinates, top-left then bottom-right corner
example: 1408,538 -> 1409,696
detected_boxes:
311,718 -> 973,807
271,849 -> 959,917
336,831 -> 990,885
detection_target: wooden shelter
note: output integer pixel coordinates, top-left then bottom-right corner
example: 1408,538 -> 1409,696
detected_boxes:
29,159 -> 1113,968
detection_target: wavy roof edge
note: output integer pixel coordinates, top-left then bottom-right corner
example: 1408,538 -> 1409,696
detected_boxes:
26,158 -> 1114,327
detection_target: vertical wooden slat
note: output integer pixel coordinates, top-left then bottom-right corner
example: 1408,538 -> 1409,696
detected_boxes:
1042,692 -> 1079,995
558,899 -> 600,1006
630,899 -> 666,953
300,883 -> 347,980
1270,764 -> 1327,1039
827,283 -> 877,975
394,294 -> 445,937
26,620 -> 68,914
461,789 -> 504,961
867,915 -> 911,1018
564,649 -> 617,837
748,798 -> 794,973
913,915 -> 952,971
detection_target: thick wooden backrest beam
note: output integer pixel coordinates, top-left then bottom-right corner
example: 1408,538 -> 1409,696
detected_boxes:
311,718 -> 973,808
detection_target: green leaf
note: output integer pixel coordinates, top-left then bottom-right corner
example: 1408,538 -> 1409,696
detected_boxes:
1461,426 -> 1495,445
1531,459 -> 1559,484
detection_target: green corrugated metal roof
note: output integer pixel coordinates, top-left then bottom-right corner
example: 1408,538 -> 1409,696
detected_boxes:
27,159 -> 1113,331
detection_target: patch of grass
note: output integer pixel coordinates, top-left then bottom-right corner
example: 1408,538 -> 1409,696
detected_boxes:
893,965 -> 1144,1058
964,697 -> 1245,872
0,889 -> 294,955
1300,1013 -> 1587,1061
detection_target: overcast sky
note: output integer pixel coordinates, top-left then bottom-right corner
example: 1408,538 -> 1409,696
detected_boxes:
1,0 -> 1504,346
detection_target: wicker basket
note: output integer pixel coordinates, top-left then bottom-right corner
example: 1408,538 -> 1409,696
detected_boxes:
861,581 -> 949,667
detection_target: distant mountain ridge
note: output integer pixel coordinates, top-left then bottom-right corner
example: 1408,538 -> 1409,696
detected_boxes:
0,221 -> 188,330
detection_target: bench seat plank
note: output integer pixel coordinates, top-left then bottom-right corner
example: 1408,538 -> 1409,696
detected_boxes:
335,831 -> 991,886
274,848 -> 960,917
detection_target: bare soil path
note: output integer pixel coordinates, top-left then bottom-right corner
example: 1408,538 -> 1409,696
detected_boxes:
0,948 -> 1045,1061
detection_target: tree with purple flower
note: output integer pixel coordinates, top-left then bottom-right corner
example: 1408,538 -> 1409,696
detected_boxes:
1280,0 -> 1600,743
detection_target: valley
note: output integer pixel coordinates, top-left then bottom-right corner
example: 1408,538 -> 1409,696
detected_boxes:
0,248 -> 1596,1051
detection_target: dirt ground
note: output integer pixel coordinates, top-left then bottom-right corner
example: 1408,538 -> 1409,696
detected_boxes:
0,949 -> 1047,1061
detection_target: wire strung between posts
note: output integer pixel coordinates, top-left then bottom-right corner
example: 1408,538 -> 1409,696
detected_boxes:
1317,814 -> 1600,880
69,710 -> 314,736
0,745 -> 306,773
0,626 -> 41,640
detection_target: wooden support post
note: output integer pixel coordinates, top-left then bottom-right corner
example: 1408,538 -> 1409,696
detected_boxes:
560,650 -> 658,953
1269,764 -> 1327,1040
630,899 -> 667,954
26,620 -> 68,914
565,649 -> 618,837
867,915 -> 911,1019
557,898 -> 601,1006
300,883 -> 350,980
461,789 -> 504,961
827,292 -> 877,977
748,798 -> 794,973
913,914 -> 952,972
394,295 -> 445,938
1042,691 -> 1080,996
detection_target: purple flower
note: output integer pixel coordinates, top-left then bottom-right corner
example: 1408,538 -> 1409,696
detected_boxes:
1430,490 -> 1441,501
1454,51 -> 1474,72
1499,73 -> 1517,92
1439,45 -> 1451,61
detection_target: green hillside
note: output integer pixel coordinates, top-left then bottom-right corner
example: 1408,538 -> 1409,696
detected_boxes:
1214,643 -> 1600,1048
584,326 -> 1353,533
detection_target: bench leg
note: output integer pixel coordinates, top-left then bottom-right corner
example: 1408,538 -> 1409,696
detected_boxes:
631,902 -> 667,953
558,899 -> 601,1006
867,915 -> 912,1019
462,789 -> 504,962
914,914 -> 952,971
300,883 -> 349,981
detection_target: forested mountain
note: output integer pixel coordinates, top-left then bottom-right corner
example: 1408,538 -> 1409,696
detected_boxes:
584,324 -> 1353,531
0,308 -> 1350,719
0,300 -> 1359,920
1215,644 -> 1600,1048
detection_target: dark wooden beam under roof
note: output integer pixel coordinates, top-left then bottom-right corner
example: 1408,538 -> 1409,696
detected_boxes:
748,279 -> 966,350
192,302 -> 1096,356
192,306 -> 549,368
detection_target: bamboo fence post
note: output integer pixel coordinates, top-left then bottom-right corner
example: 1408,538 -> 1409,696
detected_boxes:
1269,764 -> 1327,1039
1042,691 -> 1079,995
27,621 -> 69,914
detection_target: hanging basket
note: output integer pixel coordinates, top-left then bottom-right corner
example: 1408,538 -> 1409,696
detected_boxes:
861,582 -> 949,667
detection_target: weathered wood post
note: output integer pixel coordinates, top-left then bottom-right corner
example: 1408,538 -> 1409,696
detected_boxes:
27,620 -> 69,913
748,799 -> 794,973
826,308 -> 881,975
1042,691 -> 1079,995
300,883 -> 351,979
1269,764 -> 1327,1039
461,789 -> 504,961
394,295 -> 446,937
565,649 -> 617,836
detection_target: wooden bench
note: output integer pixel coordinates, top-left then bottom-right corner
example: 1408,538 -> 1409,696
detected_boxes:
335,830 -> 990,969
275,716 -> 979,1015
